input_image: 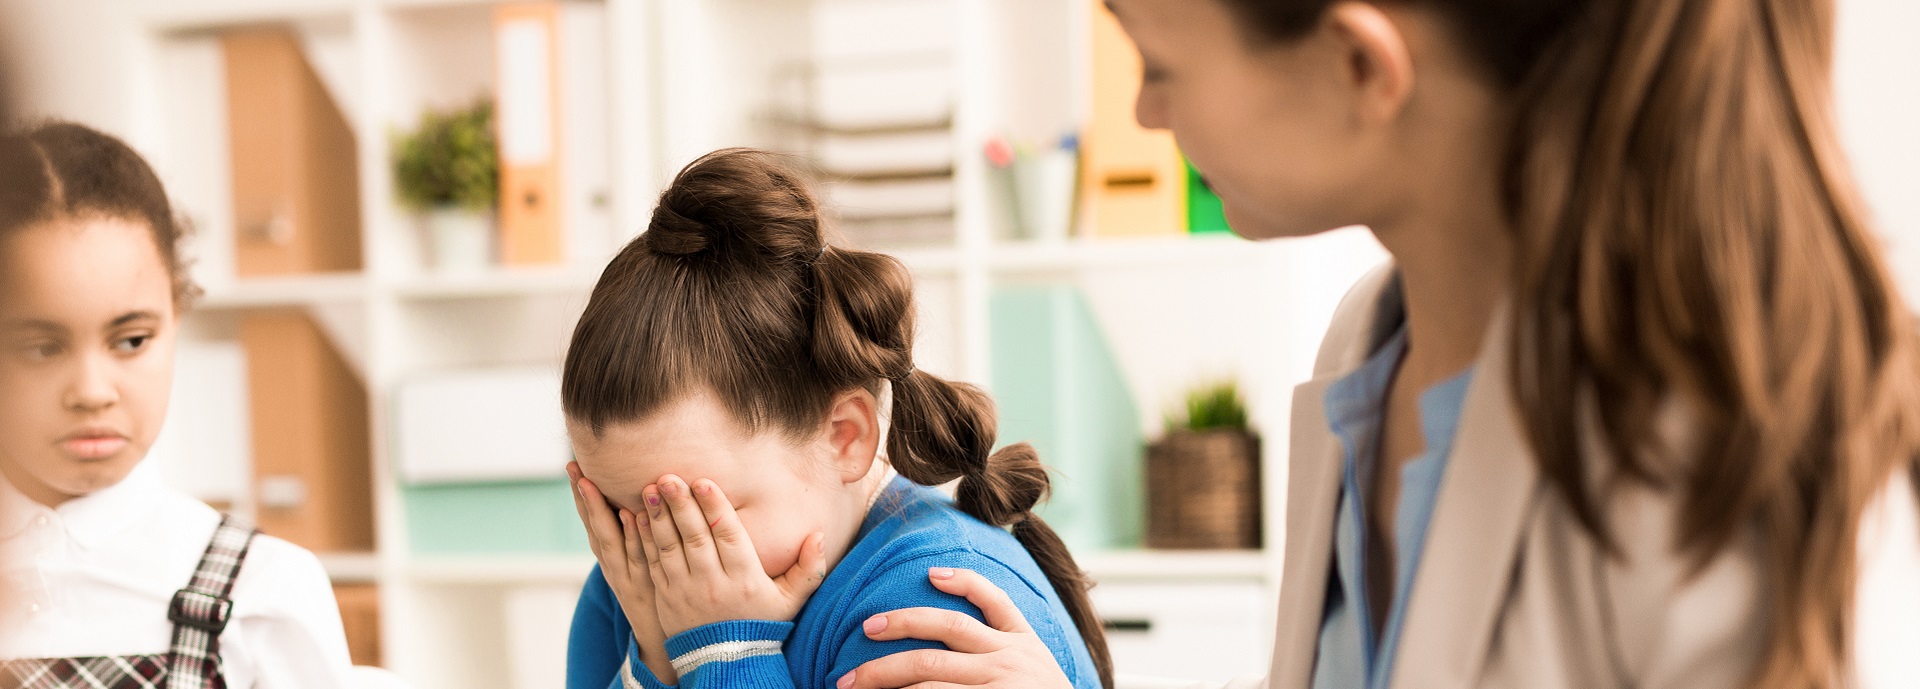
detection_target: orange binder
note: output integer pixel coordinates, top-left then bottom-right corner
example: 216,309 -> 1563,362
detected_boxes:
1083,1 -> 1185,238
495,3 -> 564,265
333,583 -> 383,666
223,28 -> 364,275
240,310 -> 374,553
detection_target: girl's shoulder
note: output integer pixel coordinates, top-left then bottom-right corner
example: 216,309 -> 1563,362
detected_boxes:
858,479 -> 1047,581
815,479 -> 1097,687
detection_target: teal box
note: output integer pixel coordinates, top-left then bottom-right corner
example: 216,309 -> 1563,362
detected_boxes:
991,285 -> 1144,552
402,479 -> 590,554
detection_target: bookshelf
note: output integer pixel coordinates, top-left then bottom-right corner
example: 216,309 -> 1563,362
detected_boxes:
122,0 -> 1388,686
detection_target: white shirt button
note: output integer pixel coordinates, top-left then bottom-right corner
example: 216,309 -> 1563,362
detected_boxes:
32,515 -> 47,527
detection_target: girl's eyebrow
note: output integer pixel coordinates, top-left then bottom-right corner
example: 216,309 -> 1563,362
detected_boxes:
109,310 -> 161,327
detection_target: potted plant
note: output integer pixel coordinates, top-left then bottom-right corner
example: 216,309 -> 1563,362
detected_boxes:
393,100 -> 497,272
1145,381 -> 1262,549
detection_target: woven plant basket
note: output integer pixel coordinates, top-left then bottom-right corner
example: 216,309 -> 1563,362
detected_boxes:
1146,429 -> 1261,549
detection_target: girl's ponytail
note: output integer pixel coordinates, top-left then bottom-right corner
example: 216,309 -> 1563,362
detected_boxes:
886,370 -> 1115,689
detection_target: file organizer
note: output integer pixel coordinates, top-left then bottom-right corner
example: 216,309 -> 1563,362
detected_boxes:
1083,0 -> 1185,238
401,479 -> 586,554
333,583 -> 383,666
394,367 -> 585,554
240,311 -> 375,552
494,1 -> 613,266
222,28 -> 364,275
991,285 -> 1145,551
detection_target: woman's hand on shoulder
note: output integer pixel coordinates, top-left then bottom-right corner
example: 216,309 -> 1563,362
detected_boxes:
635,474 -> 829,636
568,461 -> 677,683
837,567 -> 1074,689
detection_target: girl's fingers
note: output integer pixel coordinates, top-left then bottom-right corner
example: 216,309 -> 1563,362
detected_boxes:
567,467 -> 593,549
926,568 -> 1033,633
657,475 -> 725,578
772,532 -> 828,603
644,483 -> 689,584
577,477 -> 627,570
858,606 -> 1004,654
619,509 -> 652,595
838,649 -> 994,689
689,479 -> 759,577
632,492 -> 672,593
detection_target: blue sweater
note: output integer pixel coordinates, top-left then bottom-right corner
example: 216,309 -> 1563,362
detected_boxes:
566,476 -> 1102,689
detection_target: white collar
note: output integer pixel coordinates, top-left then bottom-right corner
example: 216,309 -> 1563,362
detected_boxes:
0,464 -> 164,551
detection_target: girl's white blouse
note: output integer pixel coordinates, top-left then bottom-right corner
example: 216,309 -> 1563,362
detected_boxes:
0,466 -> 357,688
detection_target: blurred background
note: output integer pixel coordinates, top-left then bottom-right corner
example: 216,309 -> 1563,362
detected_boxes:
0,1 -> 1911,687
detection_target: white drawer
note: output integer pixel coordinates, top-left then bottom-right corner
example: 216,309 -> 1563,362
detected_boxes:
1090,582 -> 1273,684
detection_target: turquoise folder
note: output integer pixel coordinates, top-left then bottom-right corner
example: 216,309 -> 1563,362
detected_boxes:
402,479 -> 588,554
991,285 -> 1144,552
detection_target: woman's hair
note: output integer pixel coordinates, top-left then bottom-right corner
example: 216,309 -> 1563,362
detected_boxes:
562,148 -> 1114,688
0,121 -> 197,307
1224,1 -> 1920,687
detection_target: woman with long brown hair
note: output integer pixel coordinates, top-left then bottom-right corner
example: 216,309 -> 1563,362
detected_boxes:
837,0 -> 1920,688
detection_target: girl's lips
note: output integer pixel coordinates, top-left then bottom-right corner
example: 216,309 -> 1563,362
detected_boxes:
59,434 -> 128,460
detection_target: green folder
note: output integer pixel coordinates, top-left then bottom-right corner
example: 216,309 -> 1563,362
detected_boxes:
991,285 -> 1145,551
1185,159 -> 1231,235
402,479 -> 589,554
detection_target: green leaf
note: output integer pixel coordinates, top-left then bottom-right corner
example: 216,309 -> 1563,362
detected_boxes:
1173,380 -> 1248,433
392,99 -> 499,212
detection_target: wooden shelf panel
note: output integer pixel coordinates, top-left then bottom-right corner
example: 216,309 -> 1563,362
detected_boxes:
1078,549 -> 1273,582
989,235 -> 1263,274
405,554 -> 596,585
197,272 -> 369,310
388,267 -> 601,301
132,0 -> 357,32
399,550 -> 1273,586
320,551 -> 383,584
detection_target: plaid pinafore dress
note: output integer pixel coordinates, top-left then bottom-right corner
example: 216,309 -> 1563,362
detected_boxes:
1,515 -> 259,689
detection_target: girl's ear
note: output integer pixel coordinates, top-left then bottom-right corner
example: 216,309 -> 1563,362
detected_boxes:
822,389 -> 881,485
1323,2 -> 1416,126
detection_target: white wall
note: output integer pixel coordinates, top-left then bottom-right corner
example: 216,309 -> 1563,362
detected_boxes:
0,0 -> 134,134
1835,0 -> 1920,298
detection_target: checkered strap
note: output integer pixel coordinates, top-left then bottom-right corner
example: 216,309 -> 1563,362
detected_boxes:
164,514 -> 257,689
1,655 -> 169,689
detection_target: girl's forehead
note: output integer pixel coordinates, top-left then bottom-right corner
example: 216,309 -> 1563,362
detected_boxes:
571,398 -> 777,491
0,217 -> 173,324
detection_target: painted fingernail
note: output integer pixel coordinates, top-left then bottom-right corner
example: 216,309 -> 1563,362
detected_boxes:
836,671 -> 855,689
930,567 -> 956,580
644,492 -> 659,507
863,615 -> 888,635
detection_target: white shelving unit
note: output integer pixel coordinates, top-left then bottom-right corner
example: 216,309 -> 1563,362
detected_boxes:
119,0 -> 1388,686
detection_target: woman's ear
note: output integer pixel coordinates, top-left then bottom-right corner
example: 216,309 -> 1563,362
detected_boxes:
822,389 -> 881,485
1323,2 -> 1416,125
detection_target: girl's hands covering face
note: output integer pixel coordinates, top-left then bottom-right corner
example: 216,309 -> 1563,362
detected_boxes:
636,473 -> 828,636
569,461 -> 677,684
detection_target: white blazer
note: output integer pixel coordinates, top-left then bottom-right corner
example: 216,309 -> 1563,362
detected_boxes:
1187,266 -> 1920,689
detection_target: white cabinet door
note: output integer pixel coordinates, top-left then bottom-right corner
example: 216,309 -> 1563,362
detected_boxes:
1091,581 -> 1273,684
